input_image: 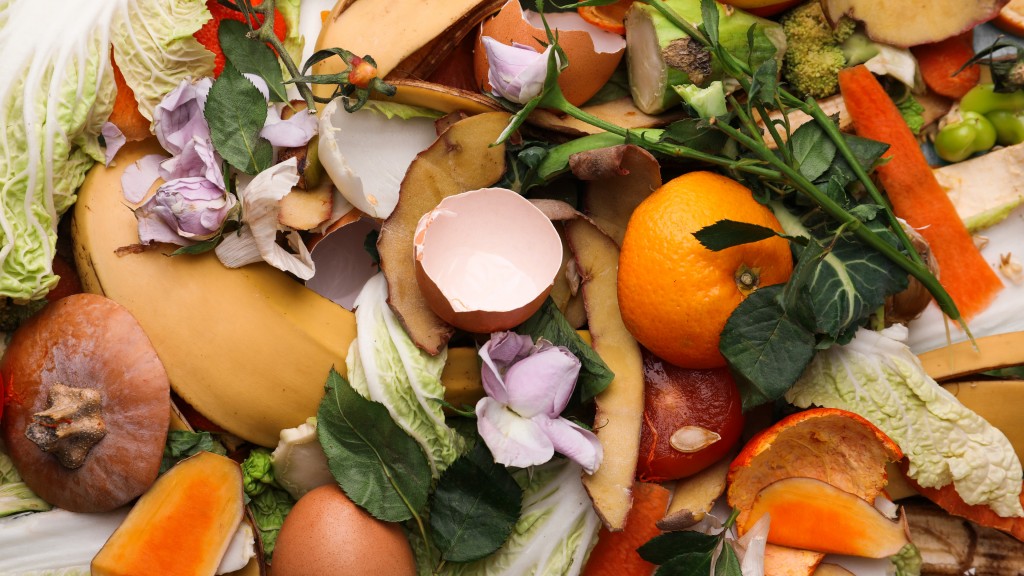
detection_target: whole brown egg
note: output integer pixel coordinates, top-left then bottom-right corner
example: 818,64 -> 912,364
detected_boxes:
270,484 -> 417,576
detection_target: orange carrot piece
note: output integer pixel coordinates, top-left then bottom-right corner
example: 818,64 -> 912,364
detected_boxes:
108,52 -> 151,142
911,31 -> 981,99
837,65 -> 1003,320
581,482 -> 671,576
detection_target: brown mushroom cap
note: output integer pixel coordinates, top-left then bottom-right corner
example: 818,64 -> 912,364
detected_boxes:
1,293 -> 170,512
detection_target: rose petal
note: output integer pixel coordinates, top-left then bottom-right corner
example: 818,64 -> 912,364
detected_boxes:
101,122 -> 127,166
504,345 -> 581,418
476,397 -> 554,469
487,331 -> 535,366
534,416 -> 603,475
160,137 -> 225,189
121,154 -> 165,203
261,109 -> 319,148
153,78 -> 213,155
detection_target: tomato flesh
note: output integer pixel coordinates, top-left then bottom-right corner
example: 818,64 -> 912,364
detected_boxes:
636,351 -> 744,482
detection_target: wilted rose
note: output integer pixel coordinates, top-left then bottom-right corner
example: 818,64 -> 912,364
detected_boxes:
135,177 -> 237,246
481,36 -> 552,104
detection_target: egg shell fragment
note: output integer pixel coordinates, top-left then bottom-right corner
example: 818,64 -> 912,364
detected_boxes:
414,187 -> 563,333
474,0 -> 626,106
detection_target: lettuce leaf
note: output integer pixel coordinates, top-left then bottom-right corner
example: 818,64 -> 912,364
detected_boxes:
347,272 -> 465,478
786,325 -> 1024,517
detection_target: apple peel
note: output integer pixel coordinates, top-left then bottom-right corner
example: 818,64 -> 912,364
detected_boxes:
822,0 -> 1009,48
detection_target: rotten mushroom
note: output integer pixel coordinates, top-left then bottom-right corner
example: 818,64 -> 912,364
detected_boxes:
1,293 -> 170,513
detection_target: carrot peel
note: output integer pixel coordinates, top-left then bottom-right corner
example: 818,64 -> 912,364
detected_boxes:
837,65 -> 1003,320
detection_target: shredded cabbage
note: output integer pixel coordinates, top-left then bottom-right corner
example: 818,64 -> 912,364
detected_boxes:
787,325 -> 1024,517
0,0 -> 212,300
347,273 -> 464,478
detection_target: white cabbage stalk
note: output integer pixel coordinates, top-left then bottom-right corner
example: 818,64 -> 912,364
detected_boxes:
0,507 -> 129,574
270,418 -> 335,500
347,273 -> 464,478
0,0 -> 212,300
787,325 -> 1024,517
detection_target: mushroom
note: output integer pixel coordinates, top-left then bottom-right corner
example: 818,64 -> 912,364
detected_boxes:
1,293 -> 170,513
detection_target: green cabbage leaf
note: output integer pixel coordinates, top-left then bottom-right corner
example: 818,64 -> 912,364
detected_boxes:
347,272 -> 464,478
786,325 -> 1024,517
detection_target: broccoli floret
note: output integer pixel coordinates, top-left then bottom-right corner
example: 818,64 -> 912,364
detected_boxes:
896,96 -> 926,134
781,2 -> 857,99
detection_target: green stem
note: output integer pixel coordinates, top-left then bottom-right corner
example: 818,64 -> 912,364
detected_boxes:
243,0 -> 319,111
716,121 -> 962,322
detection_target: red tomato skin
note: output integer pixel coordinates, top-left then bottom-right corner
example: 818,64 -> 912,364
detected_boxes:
636,351 -> 744,482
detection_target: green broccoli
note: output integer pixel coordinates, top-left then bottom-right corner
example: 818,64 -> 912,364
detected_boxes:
780,2 -> 857,99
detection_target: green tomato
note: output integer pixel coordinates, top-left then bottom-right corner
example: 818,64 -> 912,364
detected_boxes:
934,112 -> 997,163
959,84 -> 1024,116
986,110 -> 1024,146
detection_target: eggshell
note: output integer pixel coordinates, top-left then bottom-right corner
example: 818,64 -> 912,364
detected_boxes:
474,0 -> 626,106
414,187 -> 563,333
270,484 -> 416,576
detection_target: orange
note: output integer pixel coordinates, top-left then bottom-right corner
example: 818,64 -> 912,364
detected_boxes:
995,0 -> 1024,36
617,171 -> 792,369
577,0 -> 633,35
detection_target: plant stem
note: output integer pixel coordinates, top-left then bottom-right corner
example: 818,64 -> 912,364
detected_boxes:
240,0 -> 319,111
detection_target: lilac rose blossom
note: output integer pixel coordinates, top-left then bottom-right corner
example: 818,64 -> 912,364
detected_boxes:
153,77 -> 213,155
481,36 -> 552,104
135,177 -> 237,246
475,332 -> 602,473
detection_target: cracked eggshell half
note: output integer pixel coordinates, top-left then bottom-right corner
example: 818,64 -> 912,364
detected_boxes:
474,0 -> 626,107
414,188 -> 562,333
318,99 -> 439,219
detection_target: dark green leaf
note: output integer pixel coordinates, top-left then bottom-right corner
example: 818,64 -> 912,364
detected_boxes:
798,216 -> 908,337
693,219 -> 779,251
849,203 -> 883,222
661,117 -> 728,154
750,58 -> 778,104
789,122 -> 836,181
317,369 -> 432,522
171,236 -> 222,256
655,551 -> 714,576
516,298 -> 614,402
819,133 -> 889,188
160,430 -> 227,474
720,285 -> 817,410
218,19 -> 287,102
206,62 -> 273,175
638,531 -> 719,564
700,0 -> 720,47
715,542 -> 742,576
429,442 -> 522,562
363,229 -> 380,266
500,140 -> 552,192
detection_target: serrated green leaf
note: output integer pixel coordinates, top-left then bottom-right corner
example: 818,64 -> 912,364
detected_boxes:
693,219 -> 779,251
638,531 -> 719,564
715,542 -> 742,576
205,62 -> 273,175
790,122 -> 836,181
656,551 -> 714,576
701,0 -> 720,47
720,285 -> 817,410
317,368 -> 432,522
218,19 -> 287,102
661,117 -> 728,154
429,442 -> 522,562
515,298 -> 614,402
818,133 -> 889,188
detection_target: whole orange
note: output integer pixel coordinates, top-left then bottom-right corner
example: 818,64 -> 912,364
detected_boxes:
617,171 -> 793,368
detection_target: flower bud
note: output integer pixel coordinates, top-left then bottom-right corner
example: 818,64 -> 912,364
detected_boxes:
481,36 -> 551,104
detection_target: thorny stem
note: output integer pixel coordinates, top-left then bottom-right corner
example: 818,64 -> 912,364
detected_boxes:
236,0 -> 318,112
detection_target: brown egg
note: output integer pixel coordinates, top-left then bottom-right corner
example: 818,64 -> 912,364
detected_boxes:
474,0 -> 625,106
270,484 -> 417,576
